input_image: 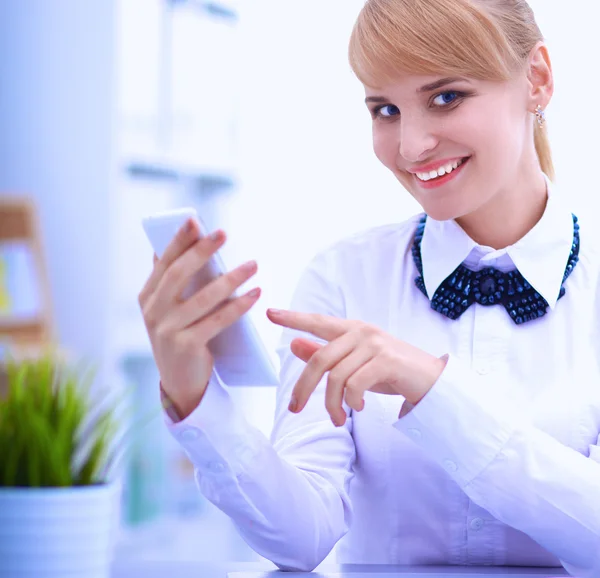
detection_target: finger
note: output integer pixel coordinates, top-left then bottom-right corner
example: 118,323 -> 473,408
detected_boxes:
165,259 -> 259,331
326,347 -> 373,425
290,338 -> 322,362
343,358 -> 381,412
158,231 -> 227,305
267,309 -> 351,342
153,253 -> 158,265
185,285 -> 262,345
289,331 -> 359,414
139,219 -> 204,304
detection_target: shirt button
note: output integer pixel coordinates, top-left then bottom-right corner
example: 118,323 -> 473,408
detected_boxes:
470,517 -> 484,531
181,429 -> 199,442
407,428 -> 422,440
443,459 -> 458,473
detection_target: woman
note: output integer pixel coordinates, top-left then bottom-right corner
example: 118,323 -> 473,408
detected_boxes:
138,0 -> 600,576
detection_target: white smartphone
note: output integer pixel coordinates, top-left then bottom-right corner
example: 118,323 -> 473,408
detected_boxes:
141,207 -> 279,387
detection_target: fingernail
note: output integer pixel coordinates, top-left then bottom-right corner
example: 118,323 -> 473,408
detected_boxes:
288,395 -> 298,413
209,230 -> 222,242
247,287 -> 261,299
240,260 -> 257,273
185,218 -> 195,232
268,308 -> 283,316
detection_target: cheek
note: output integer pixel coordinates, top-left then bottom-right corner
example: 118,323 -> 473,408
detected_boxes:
372,127 -> 398,171
469,118 -> 520,175
458,100 -> 520,165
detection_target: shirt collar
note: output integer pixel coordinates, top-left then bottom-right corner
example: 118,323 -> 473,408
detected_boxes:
420,175 -> 574,311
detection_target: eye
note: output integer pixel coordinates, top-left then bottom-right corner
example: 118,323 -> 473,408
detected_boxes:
432,91 -> 461,107
373,104 -> 400,119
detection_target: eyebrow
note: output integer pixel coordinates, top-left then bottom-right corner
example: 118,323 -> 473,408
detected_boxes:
417,76 -> 470,93
364,96 -> 389,104
364,77 -> 471,104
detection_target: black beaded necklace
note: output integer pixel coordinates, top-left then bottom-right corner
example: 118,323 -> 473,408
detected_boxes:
411,214 -> 580,325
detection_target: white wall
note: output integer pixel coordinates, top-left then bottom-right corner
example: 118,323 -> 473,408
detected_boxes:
0,0 -> 117,386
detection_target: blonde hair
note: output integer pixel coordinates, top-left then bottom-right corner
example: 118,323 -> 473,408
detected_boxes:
348,0 -> 554,180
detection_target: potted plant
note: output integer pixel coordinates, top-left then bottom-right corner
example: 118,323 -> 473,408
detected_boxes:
0,351 -> 122,578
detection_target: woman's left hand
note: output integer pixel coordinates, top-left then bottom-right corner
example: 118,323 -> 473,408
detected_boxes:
266,308 -> 447,427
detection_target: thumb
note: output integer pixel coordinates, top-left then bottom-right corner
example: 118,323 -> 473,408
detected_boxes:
290,337 -> 323,362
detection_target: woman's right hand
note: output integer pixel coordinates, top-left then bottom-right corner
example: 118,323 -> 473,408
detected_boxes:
138,218 -> 261,419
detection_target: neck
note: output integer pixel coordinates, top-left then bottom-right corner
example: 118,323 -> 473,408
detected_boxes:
455,169 -> 548,250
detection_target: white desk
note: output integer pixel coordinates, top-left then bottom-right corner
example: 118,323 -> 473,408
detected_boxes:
111,561 -> 571,578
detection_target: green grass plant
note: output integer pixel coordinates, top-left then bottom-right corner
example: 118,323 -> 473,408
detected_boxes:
0,352 -> 118,487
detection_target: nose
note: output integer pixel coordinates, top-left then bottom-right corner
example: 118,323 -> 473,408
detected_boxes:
398,115 -> 438,164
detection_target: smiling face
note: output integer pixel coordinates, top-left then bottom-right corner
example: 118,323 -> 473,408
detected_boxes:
365,73 -> 537,222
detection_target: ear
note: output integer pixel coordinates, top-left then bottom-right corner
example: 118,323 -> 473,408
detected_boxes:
526,41 -> 554,113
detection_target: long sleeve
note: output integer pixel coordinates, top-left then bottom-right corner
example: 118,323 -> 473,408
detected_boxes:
393,354 -> 600,578
163,249 -> 356,572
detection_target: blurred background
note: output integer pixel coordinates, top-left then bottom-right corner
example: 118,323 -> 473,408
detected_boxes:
0,0 -> 597,567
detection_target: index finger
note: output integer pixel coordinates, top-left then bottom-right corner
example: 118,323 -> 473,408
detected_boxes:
267,309 -> 349,341
140,219 -> 205,302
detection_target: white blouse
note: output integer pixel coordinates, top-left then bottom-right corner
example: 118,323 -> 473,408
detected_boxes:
163,177 -> 600,577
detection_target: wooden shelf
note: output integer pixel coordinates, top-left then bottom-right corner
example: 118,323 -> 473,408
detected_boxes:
0,317 -> 50,343
0,197 -> 38,241
0,195 -> 54,351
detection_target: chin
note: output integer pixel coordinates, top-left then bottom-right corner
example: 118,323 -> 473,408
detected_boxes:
395,174 -> 464,222
421,204 -> 462,222
394,156 -> 483,222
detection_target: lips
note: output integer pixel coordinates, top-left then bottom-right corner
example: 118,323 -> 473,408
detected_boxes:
411,156 -> 471,189
412,157 -> 469,182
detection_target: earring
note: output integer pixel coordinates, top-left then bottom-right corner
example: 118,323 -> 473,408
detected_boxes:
535,105 -> 546,128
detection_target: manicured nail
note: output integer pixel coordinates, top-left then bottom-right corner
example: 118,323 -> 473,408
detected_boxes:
209,230 -> 222,242
247,287 -> 261,299
288,395 -> 298,412
240,260 -> 257,273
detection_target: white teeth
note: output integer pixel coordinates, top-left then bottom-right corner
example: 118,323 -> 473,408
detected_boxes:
416,158 -> 464,182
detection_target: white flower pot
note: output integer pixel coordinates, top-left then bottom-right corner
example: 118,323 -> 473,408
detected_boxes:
0,483 -> 121,578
